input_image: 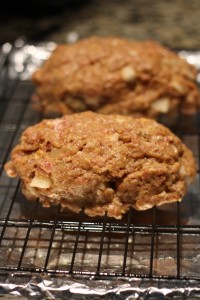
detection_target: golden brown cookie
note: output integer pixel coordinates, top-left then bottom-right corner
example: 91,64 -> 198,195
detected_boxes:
4,111 -> 196,219
32,36 -> 200,118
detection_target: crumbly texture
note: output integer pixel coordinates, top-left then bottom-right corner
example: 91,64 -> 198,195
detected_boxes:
4,111 -> 196,219
32,36 -> 200,118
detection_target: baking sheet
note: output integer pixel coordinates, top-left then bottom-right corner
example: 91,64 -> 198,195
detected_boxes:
0,40 -> 200,299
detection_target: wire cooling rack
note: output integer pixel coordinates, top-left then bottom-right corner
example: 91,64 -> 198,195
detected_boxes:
0,41 -> 200,282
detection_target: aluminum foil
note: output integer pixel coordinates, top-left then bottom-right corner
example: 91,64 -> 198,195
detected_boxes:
1,40 -> 200,299
1,39 -> 57,80
1,272 -> 200,299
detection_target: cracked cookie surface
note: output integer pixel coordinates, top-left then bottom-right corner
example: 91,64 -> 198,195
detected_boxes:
4,111 -> 196,219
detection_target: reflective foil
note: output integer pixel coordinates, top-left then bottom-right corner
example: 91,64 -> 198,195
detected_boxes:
0,273 -> 200,299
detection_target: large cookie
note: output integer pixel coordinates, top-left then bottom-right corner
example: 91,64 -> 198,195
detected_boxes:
4,111 -> 196,219
32,37 -> 200,118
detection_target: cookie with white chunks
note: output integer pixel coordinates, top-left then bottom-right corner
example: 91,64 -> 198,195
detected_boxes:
4,111 -> 196,219
32,36 -> 200,118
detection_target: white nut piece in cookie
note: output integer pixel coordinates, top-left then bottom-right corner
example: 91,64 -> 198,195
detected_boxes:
30,176 -> 52,188
65,96 -> 87,111
179,165 -> 186,176
151,98 -> 170,113
97,182 -> 106,190
170,79 -> 188,94
109,133 -> 119,142
121,66 -> 136,83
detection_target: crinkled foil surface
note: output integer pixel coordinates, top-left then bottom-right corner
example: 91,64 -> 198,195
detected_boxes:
1,40 -> 200,299
1,273 -> 200,299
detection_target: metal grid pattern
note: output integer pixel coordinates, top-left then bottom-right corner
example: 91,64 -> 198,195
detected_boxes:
0,43 -> 200,281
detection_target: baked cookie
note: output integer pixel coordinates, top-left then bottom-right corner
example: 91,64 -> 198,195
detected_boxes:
4,111 -> 196,219
32,36 -> 200,118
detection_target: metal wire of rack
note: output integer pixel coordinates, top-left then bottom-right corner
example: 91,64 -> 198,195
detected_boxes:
0,42 -> 200,282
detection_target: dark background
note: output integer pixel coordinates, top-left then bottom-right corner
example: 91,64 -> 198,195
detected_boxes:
0,0 -> 200,49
